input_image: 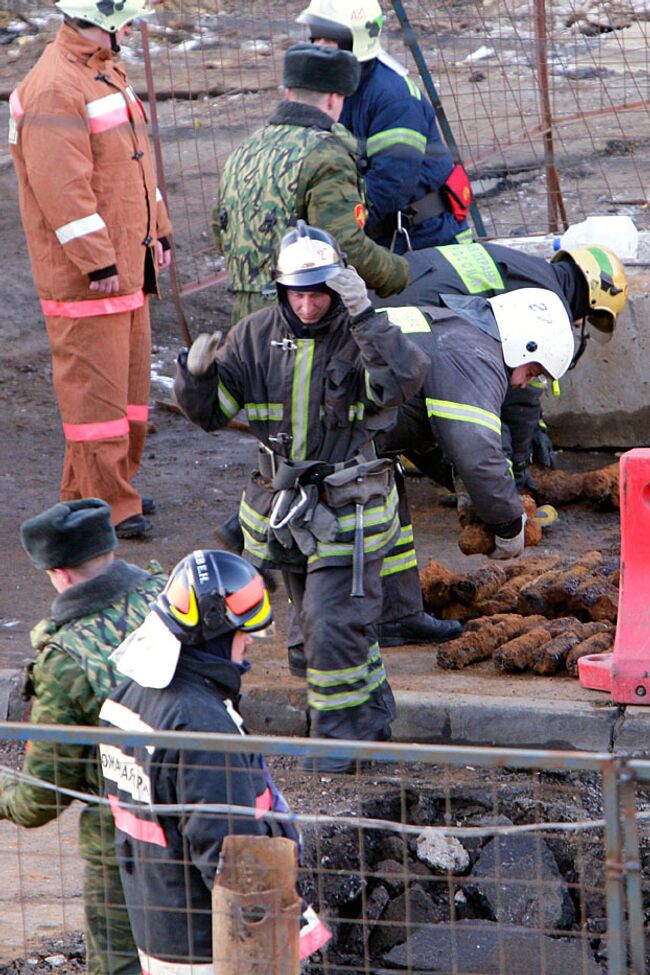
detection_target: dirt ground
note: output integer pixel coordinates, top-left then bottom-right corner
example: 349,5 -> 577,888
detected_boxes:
0,8 -> 637,969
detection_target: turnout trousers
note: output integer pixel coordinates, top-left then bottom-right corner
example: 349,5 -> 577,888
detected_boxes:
44,301 -> 151,525
283,560 -> 396,742
379,469 -> 424,623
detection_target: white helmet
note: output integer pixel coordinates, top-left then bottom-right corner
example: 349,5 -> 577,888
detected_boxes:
297,0 -> 384,62
275,221 -> 345,288
56,0 -> 154,33
488,288 -> 575,380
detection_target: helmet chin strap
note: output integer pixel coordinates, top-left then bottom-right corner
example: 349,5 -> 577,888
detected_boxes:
110,31 -> 121,53
568,316 -> 589,370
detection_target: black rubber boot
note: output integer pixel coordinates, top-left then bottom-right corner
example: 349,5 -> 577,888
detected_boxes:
115,514 -> 152,540
378,612 -> 463,647
141,496 -> 156,515
288,644 -> 307,678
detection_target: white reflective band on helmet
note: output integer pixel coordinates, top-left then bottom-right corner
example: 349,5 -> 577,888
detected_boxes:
488,287 -> 575,380
55,212 -> 106,245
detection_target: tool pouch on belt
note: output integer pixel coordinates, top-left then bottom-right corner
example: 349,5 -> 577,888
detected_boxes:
269,462 -> 339,557
322,457 -> 393,509
442,163 -> 473,222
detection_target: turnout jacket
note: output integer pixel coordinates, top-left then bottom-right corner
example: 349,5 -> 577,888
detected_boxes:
341,59 -> 467,248
376,305 -> 523,529
100,656 -> 328,972
371,242 -> 584,317
175,301 -> 428,570
214,101 -> 408,300
0,561 -> 165,862
9,24 -> 172,315
372,242 -> 586,471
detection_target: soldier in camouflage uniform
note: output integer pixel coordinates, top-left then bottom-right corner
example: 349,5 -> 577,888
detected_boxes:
0,499 -> 166,975
214,42 -> 408,323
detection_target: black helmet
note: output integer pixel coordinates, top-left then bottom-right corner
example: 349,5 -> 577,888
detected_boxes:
154,550 -> 272,646
275,220 -> 346,288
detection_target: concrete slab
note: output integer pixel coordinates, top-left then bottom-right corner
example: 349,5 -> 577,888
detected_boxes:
493,230 -> 650,448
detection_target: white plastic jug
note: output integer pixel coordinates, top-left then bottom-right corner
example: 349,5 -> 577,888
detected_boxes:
554,215 -> 638,260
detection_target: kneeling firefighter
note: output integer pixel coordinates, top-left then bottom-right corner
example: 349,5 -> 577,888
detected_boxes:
174,222 -> 429,770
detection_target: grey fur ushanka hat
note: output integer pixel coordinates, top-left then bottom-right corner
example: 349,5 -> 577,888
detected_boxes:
21,498 -> 118,569
283,42 -> 361,97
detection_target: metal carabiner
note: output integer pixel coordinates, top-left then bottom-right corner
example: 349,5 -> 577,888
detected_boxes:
390,210 -> 413,253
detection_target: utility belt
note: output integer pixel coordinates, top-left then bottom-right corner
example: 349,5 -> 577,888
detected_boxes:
259,446 -> 394,593
371,163 -> 473,249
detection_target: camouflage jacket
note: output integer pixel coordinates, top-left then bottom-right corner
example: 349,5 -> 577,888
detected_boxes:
214,101 -> 408,301
0,560 -> 166,861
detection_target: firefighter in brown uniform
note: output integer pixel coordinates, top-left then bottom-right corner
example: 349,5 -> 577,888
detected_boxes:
9,0 -> 173,539
175,223 -> 428,771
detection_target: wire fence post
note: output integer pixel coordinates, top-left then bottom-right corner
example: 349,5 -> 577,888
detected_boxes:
601,759 -> 630,975
532,0 -> 568,235
390,0 -> 486,239
619,763 -> 646,974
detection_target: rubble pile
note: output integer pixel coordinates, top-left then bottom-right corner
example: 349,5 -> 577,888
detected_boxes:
457,494 -> 542,556
299,780 -> 605,974
529,462 -> 620,509
420,551 -> 618,674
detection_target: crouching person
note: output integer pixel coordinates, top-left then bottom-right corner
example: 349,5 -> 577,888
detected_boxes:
99,550 -> 331,974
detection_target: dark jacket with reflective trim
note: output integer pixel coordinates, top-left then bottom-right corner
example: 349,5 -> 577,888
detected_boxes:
371,242 -> 586,469
175,301 -> 429,569
376,306 -> 523,528
100,657 -> 270,966
370,242 -> 583,316
341,59 -> 466,248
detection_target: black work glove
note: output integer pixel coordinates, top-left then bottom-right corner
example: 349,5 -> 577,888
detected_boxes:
531,422 -> 556,469
513,461 -> 539,492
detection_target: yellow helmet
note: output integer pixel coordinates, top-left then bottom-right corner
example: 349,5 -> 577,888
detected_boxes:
553,245 -> 628,339
55,0 -> 154,33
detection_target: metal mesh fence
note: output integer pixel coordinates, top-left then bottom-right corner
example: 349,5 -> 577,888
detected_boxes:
0,723 -> 647,974
2,0 -> 650,298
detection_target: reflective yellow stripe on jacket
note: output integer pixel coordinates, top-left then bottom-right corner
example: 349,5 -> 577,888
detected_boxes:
426,398 -> 501,436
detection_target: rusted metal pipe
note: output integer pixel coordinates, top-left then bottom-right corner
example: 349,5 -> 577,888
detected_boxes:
533,0 -> 568,234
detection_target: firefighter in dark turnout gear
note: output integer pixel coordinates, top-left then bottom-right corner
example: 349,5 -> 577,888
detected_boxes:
100,550 -> 331,975
175,224 -> 428,767
371,241 -> 629,485
297,0 -> 473,251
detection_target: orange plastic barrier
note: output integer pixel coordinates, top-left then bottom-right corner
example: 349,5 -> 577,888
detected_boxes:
579,449 -> 650,703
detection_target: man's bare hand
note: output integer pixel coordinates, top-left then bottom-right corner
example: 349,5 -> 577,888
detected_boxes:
89,274 -> 120,296
156,240 -> 172,270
